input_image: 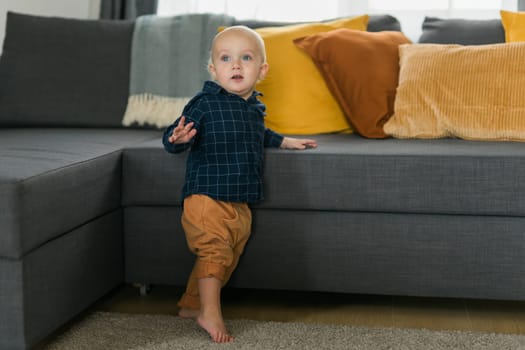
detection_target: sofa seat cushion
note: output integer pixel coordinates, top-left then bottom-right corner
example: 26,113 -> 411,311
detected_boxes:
0,128 -> 160,259
123,134 -> 525,217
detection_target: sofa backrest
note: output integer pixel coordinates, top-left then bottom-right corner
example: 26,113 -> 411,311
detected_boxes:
0,12 -> 403,130
418,16 -> 505,44
0,11 -> 507,130
234,14 -> 402,32
0,12 -> 134,128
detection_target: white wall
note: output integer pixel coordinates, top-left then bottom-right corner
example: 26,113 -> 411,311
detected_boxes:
0,0 -> 101,54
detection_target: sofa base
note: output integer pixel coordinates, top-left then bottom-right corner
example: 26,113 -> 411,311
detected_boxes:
0,210 -> 123,350
125,206 -> 525,301
125,206 -> 191,285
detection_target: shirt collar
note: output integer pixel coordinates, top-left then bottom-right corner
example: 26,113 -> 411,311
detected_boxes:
203,80 -> 263,101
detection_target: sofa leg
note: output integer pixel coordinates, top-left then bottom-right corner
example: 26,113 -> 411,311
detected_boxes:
135,283 -> 151,296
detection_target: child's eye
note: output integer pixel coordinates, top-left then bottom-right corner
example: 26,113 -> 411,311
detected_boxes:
242,55 -> 253,61
220,55 -> 231,62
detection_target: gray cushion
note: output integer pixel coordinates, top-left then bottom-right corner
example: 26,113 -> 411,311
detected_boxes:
0,12 -> 134,127
367,14 -> 402,32
0,128 -> 160,259
418,16 -> 505,44
123,134 -> 525,217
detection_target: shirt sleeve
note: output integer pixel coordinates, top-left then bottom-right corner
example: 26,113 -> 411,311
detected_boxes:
264,128 -> 284,148
162,117 -> 193,154
162,93 -> 207,153
162,98 -> 205,153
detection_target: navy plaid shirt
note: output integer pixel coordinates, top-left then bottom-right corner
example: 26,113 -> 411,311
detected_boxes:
162,81 -> 284,203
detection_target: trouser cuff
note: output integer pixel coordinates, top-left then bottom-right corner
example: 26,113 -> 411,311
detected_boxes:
178,293 -> 200,310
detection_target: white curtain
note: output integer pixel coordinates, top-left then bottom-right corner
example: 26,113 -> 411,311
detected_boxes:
157,0 -> 518,40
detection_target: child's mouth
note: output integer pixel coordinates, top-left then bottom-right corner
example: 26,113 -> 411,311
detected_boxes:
231,74 -> 243,81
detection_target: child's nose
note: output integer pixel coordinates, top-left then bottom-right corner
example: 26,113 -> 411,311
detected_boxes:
232,58 -> 241,68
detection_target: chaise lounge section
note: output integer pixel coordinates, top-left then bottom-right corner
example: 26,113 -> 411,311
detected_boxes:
0,128 -> 159,349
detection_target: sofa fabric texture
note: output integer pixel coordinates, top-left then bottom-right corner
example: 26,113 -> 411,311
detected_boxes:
2,10 -> 525,350
124,206 -> 525,301
0,12 -> 134,127
123,134 -> 525,216
0,129 -> 160,259
0,211 -> 124,349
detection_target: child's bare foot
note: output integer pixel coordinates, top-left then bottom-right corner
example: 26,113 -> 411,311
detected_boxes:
178,308 -> 199,319
197,312 -> 233,343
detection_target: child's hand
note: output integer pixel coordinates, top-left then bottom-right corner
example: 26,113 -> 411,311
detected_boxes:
168,116 -> 197,144
280,137 -> 317,150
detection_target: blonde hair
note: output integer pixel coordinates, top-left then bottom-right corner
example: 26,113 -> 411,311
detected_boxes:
208,25 -> 267,66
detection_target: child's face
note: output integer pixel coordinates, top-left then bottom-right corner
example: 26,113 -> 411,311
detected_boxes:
209,29 -> 268,100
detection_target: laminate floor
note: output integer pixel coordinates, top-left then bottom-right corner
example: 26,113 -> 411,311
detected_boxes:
94,284 -> 525,334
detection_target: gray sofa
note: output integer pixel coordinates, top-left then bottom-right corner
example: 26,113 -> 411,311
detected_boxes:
1,11 -> 524,350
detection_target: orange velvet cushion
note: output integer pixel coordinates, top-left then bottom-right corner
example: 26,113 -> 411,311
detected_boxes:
294,29 -> 411,138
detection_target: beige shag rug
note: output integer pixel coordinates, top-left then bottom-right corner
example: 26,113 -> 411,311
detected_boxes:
42,311 -> 525,350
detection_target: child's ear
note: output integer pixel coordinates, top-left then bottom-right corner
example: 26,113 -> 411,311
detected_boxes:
258,62 -> 269,80
208,63 -> 217,80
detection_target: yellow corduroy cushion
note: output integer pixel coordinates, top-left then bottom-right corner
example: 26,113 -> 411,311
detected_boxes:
500,10 -> 525,42
383,43 -> 525,142
255,15 -> 369,135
